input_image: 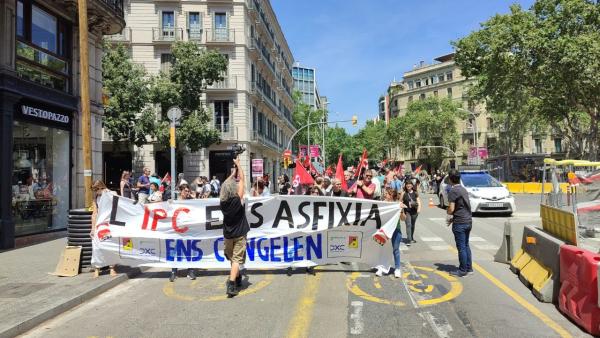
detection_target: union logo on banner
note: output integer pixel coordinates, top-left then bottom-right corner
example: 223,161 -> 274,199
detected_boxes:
348,236 -> 359,248
122,237 -> 133,251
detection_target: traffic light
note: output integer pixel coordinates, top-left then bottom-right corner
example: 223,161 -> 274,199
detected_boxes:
352,115 -> 358,126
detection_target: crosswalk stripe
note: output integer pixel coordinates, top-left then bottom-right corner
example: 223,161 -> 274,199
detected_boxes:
420,237 -> 444,242
474,244 -> 499,250
469,236 -> 486,242
430,245 -> 452,251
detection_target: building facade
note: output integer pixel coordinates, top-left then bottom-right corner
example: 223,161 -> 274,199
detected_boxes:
103,0 -> 295,189
292,63 -> 321,109
0,0 -> 125,249
385,53 -> 565,179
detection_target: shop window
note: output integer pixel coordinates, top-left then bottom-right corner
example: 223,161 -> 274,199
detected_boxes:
12,121 -> 69,236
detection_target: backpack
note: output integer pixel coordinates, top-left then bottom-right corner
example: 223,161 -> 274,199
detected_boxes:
210,181 -> 220,197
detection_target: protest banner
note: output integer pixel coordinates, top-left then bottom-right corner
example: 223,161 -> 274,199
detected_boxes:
91,193 -> 401,269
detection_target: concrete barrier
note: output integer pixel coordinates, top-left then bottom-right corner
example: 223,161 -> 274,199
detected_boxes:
503,182 -> 569,194
494,220 -> 523,264
509,225 -> 565,303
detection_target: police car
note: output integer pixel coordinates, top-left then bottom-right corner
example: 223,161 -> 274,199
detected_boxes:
439,170 -> 516,216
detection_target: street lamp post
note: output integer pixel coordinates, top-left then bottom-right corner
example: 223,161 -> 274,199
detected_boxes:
167,106 -> 182,200
287,118 -> 356,154
458,108 -> 479,165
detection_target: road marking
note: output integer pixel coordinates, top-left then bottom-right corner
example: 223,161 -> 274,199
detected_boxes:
430,245 -> 452,251
162,273 -> 273,302
349,301 -> 364,335
421,237 -> 445,242
474,244 -> 500,250
449,248 -> 572,338
429,218 -> 446,221
469,236 -> 486,242
373,277 -> 382,289
286,272 -> 323,338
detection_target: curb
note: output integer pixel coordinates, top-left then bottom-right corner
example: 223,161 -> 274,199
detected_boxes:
1,268 -> 143,338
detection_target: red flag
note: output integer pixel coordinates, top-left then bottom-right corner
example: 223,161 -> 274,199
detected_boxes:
415,165 -> 423,174
161,172 -> 171,184
293,159 -> 314,187
354,148 -> 368,179
336,154 -> 348,190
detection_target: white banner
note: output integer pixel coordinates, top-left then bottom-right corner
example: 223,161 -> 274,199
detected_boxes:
91,193 -> 400,269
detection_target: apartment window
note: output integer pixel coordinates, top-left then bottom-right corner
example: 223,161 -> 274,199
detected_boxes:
487,117 -> 494,129
15,1 -> 71,92
425,78 -> 429,86
408,81 -> 414,89
431,76 -> 438,84
161,11 -> 175,39
214,101 -> 230,132
214,12 -> 228,41
554,138 -> 562,153
419,93 -> 426,100
447,87 -> 453,98
160,54 -> 173,74
534,138 -> 543,153
408,96 -> 413,103
446,71 -> 453,81
187,12 -> 202,39
415,80 -> 421,88
433,90 -> 438,97
252,107 -> 257,131
438,73 -> 444,82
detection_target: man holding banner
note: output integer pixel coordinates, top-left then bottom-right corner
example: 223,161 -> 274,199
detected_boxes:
219,157 -> 250,297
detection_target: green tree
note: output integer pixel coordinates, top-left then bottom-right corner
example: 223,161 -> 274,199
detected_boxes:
151,41 -> 229,152
102,41 -> 154,147
453,0 -> 600,160
324,126 -> 360,167
388,97 -> 465,169
353,120 -> 388,163
291,91 -> 327,151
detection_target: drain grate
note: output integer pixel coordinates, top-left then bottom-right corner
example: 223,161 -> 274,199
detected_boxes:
0,283 -> 54,298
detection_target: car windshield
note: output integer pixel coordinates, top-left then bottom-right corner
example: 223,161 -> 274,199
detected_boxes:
461,173 -> 503,188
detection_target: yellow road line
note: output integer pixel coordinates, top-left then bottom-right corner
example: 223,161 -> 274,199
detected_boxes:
286,273 -> 323,338
449,248 -> 571,338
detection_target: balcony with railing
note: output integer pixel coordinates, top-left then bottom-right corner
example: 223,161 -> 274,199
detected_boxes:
207,76 -> 238,91
152,27 -> 183,42
64,0 -> 125,33
206,28 -> 235,43
251,130 -> 281,153
217,125 -> 238,141
106,27 -> 131,43
187,27 -> 203,41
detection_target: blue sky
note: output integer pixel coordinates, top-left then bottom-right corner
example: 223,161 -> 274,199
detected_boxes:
271,0 -> 536,133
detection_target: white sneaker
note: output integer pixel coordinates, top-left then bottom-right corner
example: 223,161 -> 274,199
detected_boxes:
375,267 -> 383,277
394,269 -> 402,278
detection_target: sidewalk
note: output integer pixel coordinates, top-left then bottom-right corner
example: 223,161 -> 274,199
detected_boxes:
0,238 -> 141,338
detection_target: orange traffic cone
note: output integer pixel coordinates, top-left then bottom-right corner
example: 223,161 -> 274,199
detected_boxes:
428,197 -> 435,208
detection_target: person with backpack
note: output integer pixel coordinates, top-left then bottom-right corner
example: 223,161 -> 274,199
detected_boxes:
446,169 -> 473,277
210,176 -> 221,197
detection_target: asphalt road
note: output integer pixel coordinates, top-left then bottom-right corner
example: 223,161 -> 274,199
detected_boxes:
22,194 -> 592,338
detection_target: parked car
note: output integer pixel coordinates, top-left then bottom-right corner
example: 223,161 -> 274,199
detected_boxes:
439,171 -> 515,216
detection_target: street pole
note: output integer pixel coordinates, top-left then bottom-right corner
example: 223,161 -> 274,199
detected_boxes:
322,114 -> 325,166
307,110 -> 313,166
167,107 -> 182,200
77,0 -> 93,207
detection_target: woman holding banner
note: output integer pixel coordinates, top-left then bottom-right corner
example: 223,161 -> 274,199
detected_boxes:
169,184 -> 197,282
90,180 -> 117,278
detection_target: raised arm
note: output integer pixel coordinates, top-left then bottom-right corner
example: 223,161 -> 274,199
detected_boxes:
234,157 -> 245,199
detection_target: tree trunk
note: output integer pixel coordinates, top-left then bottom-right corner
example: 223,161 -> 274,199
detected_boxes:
589,108 -> 599,161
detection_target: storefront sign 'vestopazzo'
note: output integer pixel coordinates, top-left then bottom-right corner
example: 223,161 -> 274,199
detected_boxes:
20,105 -> 70,124
91,193 -> 401,269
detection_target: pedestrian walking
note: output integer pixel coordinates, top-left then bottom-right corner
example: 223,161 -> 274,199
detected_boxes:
120,171 -> 132,199
147,182 -> 162,203
278,175 -> 291,195
400,180 -> 421,246
375,188 -> 403,277
90,180 -> 117,278
137,167 -> 151,204
170,184 -> 197,282
219,157 -> 250,297
327,179 -> 348,197
446,169 -> 473,277
350,169 -> 375,199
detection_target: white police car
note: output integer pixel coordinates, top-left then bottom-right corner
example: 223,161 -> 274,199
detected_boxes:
439,171 -> 515,216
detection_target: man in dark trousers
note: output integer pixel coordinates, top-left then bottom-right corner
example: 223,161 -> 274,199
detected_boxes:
219,157 -> 249,297
446,169 -> 473,277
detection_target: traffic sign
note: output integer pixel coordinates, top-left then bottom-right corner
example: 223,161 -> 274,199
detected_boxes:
167,106 -> 182,122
